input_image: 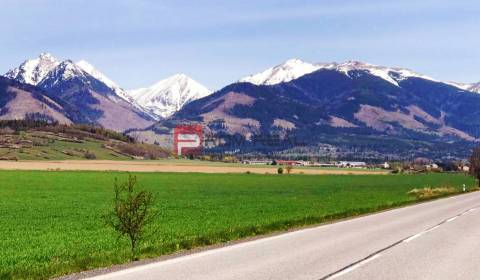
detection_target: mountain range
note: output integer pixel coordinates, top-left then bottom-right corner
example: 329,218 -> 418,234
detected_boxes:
2,54 -> 480,160
147,59 -> 480,160
3,53 -> 211,130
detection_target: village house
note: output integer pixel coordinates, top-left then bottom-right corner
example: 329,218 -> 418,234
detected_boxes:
337,161 -> 367,168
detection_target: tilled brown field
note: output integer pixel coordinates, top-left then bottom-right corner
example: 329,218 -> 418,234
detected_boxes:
0,160 -> 387,174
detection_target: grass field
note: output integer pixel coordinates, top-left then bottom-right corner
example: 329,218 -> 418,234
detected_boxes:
0,138 -> 132,161
0,171 -> 475,279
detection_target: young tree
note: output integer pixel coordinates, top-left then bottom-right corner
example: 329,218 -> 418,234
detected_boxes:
286,165 -> 293,174
469,147 -> 480,188
104,174 -> 157,259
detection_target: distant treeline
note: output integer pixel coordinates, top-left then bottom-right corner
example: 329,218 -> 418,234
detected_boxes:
0,119 -> 55,130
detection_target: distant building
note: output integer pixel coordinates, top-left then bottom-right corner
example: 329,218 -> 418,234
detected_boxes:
337,161 -> 367,168
242,160 -> 272,165
381,162 -> 390,169
276,160 -> 302,166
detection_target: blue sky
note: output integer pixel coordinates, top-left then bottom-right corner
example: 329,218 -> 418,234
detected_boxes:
1,0 -> 479,90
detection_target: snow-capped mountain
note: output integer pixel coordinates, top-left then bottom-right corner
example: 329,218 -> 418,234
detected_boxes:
4,53 -> 132,99
37,60 -> 154,131
39,60 -> 93,88
240,59 -> 323,85
157,61 -> 480,160
3,53 -> 211,121
240,59 -> 436,87
5,53 -> 60,85
4,53 -> 154,131
128,74 -> 211,119
76,60 -> 133,102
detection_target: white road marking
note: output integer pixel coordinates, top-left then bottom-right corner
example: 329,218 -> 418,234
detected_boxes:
403,233 -> 424,243
424,225 -> 440,233
446,216 -> 458,223
84,225 -> 327,279
86,204 -> 480,280
325,206 -> 480,279
326,254 -> 381,279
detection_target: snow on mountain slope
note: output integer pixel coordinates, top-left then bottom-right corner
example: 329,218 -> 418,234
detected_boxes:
4,53 -> 60,85
471,83 -> 480,93
240,59 -> 436,87
332,61 -> 437,86
448,82 -> 480,93
40,60 -> 91,86
240,59 -> 323,85
128,74 -> 211,119
76,60 -> 133,102
37,60 -> 154,131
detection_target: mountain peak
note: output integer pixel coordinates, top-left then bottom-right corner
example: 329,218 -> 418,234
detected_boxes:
342,60 -> 374,67
38,52 -> 56,60
5,52 -> 60,85
36,60 -> 91,89
284,58 -> 307,65
53,60 -> 86,80
128,74 -> 211,119
240,58 -> 320,85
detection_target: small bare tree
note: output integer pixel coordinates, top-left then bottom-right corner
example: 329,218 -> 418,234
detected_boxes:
286,165 -> 293,174
469,147 -> 480,188
104,174 -> 156,259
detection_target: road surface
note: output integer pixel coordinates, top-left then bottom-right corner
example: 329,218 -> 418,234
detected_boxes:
82,191 -> 480,280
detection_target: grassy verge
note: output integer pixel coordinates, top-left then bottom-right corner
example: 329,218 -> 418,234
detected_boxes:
0,171 -> 474,279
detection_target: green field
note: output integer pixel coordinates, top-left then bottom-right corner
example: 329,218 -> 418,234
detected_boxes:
0,171 -> 475,279
0,138 -> 132,161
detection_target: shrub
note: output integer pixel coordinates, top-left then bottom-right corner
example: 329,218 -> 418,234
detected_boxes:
84,151 -> 96,160
407,186 -> 458,199
112,143 -> 170,159
277,167 -> 284,174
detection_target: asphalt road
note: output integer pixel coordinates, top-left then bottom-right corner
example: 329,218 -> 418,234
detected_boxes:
84,191 -> 480,280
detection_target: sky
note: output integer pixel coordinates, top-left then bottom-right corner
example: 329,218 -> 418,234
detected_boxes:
0,0 -> 479,90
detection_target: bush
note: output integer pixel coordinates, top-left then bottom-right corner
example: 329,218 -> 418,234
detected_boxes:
277,167 -> 284,174
84,151 -> 96,160
407,186 -> 458,199
113,143 -> 170,159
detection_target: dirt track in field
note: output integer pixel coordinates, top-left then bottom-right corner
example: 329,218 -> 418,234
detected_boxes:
0,160 -> 388,175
